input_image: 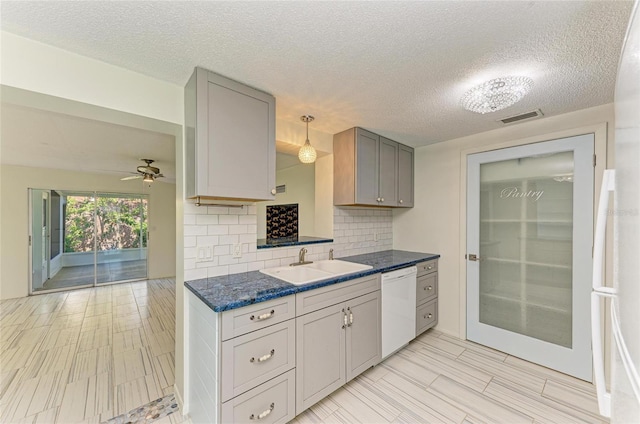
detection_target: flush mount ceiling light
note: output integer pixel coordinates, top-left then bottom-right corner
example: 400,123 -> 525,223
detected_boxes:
298,115 -> 317,164
461,76 -> 534,114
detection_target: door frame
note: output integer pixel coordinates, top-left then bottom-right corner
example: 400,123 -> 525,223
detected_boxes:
466,134 -> 594,380
28,189 -> 150,295
457,123 -> 610,369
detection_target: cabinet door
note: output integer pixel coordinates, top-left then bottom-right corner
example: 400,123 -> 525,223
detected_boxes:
397,144 -> 414,207
202,71 -> 276,201
345,291 -> 381,381
378,137 -> 398,206
354,128 -> 380,205
296,303 -> 346,412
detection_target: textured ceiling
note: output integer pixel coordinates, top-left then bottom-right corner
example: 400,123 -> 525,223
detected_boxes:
0,1 -> 633,146
0,103 -> 176,182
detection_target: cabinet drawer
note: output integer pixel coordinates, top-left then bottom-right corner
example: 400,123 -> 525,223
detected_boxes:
221,320 -> 295,402
296,274 -> 380,315
416,260 -> 437,276
221,296 -> 295,341
416,273 -> 438,305
221,369 -> 295,424
416,299 -> 438,336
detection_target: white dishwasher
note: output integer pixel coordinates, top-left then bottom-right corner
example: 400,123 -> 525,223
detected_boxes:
381,266 -> 417,359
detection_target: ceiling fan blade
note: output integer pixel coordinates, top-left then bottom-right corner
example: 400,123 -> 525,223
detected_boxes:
156,174 -> 164,178
121,175 -> 143,181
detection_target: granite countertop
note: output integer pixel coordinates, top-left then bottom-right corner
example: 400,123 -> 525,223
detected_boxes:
185,249 -> 440,312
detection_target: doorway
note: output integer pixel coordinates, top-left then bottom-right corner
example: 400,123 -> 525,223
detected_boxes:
29,189 -> 149,293
466,134 -> 594,381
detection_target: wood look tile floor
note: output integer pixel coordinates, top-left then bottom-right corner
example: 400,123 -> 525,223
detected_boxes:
3,279 -> 606,424
292,331 -> 607,424
1,278 -> 186,424
38,260 -> 148,291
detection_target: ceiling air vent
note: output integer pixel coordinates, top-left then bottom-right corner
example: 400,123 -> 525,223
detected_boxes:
275,184 -> 286,194
498,109 -> 544,125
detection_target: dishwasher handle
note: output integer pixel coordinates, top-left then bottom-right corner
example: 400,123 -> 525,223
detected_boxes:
382,266 -> 417,282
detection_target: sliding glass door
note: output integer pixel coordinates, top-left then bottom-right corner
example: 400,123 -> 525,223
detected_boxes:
96,194 -> 148,284
29,190 -> 148,293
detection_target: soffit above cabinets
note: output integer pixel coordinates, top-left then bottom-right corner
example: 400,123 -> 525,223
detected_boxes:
0,1 -> 633,146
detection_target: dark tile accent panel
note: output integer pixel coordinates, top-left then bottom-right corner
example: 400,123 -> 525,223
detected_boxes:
266,204 -> 298,241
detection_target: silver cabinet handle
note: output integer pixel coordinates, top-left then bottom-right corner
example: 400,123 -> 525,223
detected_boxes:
250,310 -> 274,321
424,285 -> 433,291
380,198 -> 384,202
342,308 -> 347,329
399,199 -> 403,204
250,403 -> 274,420
347,307 -> 353,326
377,197 -> 381,202
427,265 -> 433,270
250,349 -> 275,363
424,313 -> 433,319
271,188 -> 276,195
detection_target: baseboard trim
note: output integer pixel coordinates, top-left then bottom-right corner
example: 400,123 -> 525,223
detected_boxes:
173,384 -> 189,417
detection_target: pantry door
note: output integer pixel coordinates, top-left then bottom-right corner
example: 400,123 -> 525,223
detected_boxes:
466,134 -> 594,381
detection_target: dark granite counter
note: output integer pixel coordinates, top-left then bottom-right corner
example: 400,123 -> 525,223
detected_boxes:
185,249 -> 440,312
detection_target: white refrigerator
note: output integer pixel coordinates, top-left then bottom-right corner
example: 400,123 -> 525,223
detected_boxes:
591,1 -> 640,421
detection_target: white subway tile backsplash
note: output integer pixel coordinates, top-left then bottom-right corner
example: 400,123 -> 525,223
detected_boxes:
196,215 -> 219,225
228,225 -> 248,235
208,225 -> 229,235
184,205 -> 392,279
218,215 -> 238,225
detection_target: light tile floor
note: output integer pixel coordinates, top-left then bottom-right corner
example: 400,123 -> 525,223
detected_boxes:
38,260 -> 148,291
292,331 -> 607,424
2,279 -> 607,423
1,278 -> 186,424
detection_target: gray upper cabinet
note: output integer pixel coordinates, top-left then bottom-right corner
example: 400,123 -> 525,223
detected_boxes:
379,137 -> 399,206
334,127 -> 412,207
184,67 -> 276,201
397,144 -> 414,207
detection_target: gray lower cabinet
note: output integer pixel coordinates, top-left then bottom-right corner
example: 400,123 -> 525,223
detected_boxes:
184,67 -> 276,201
333,127 -> 412,207
295,281 -> 381,413
415,259 -> 438,337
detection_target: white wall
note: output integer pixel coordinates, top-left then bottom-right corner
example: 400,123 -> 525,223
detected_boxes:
0,31 -> 183,124
0,165 -> 176,300
393,103 -> 615,339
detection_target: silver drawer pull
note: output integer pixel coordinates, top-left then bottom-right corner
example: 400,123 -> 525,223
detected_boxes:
347,307 -> 353,327
424,313 -> 433,319
424,285 -> 433,291
250,403 -> 274,420
250,349 -> 275,363
427,265 -> 433,270
250,310 -> 274,321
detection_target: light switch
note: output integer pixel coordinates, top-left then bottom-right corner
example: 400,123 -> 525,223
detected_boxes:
196,246 -> 213,262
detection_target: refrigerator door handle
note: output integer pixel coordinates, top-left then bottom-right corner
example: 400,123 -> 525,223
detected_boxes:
591,169 -> 615,418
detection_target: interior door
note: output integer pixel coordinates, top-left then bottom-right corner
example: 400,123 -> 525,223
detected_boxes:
466,134 -> 594,380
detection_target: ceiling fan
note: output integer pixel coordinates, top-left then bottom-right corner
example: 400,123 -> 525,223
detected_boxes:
120,159 -> 164,182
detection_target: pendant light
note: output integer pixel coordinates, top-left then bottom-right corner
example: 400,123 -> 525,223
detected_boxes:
298,115 -> 317,164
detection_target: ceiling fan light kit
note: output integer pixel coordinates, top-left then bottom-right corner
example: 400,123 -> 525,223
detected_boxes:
121,158 -> 164,182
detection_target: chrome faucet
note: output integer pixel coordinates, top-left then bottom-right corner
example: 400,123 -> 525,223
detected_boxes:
329,249 -> 334,260
290,247 -> 313,266
299,247 -> 307,263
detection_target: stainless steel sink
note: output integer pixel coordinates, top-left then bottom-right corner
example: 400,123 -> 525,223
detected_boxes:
260,260 -> 372,285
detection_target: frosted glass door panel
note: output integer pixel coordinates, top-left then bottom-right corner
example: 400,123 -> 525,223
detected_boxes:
479,152 -> 574,348
466,134 -> 594,381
